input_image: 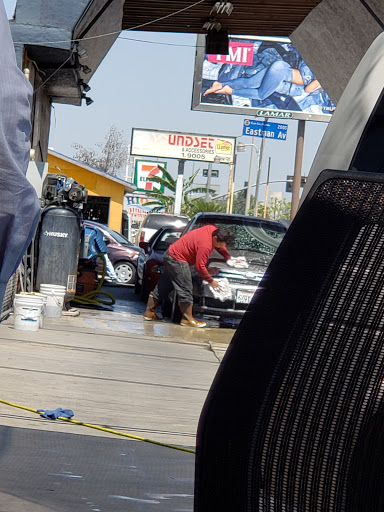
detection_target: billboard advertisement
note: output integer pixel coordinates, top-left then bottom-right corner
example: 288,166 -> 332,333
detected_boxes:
192,35 -> 336,122
133,160 -> 166,193
131,128 -> 235,163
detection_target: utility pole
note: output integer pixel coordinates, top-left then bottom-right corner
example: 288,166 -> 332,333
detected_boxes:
226,161 -> 234,213
174,159 -> 185,215
205,161 -> 212,201
290,120 -> 306,220
125,144 -> 131,182
263,157 -> 271,218
229,154 -> 237,213
253,133 -> 265,217
245,136 -> 257,215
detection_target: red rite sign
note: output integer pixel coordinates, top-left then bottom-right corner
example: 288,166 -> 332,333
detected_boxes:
131,128 -> 235,163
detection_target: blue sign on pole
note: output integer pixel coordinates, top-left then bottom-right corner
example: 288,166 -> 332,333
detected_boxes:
243,119 -> 288,140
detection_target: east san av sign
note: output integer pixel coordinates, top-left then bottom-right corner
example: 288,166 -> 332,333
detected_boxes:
243,119 -> 288,140
131,128 -> 235,163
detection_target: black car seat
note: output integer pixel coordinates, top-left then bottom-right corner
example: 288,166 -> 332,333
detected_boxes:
194,32 -> 384,512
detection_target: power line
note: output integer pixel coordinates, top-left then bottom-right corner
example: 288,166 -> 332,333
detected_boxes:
118,35 -> 203,47
12,0 -> 206,46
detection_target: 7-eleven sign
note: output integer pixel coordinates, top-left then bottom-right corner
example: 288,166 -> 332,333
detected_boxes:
134,160 -> 165,193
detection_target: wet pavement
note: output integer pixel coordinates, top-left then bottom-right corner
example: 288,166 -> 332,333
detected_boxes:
73,283 -> 236,349
0,283 -> 235,445
0,284 -> 236,510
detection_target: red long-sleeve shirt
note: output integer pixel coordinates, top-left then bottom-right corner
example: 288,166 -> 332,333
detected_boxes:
168,224 -> 230,283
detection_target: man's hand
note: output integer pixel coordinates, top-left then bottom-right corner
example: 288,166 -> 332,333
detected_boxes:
211,280 -> 222,289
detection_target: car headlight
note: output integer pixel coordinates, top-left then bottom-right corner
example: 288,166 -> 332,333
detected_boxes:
126,249 -> 139,260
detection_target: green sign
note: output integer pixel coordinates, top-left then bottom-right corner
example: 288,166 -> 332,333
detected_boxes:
256,110 -> 293,119
134,160 -> 166,193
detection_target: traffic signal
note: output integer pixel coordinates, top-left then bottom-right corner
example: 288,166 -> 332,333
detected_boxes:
286,175 -> 307,193
203,169 -> 219,178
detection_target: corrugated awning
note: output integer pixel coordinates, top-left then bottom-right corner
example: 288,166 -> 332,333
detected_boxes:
122,0 -> 322,37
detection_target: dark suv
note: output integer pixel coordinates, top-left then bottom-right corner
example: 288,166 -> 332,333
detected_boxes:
184,212 -> 287,318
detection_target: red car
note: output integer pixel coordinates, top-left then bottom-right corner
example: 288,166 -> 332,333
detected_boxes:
83,221 -> 140,284
135,226 -> 183,300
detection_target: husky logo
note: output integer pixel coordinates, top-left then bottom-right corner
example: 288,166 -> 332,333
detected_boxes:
44,231 -> 69,238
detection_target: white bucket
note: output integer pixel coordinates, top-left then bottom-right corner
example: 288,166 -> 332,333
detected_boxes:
39,284 -> 66,318
16,293 -> 47,328
13,295 -> 44,331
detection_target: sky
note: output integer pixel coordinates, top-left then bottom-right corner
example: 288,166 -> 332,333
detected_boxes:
5,0 -> 328,202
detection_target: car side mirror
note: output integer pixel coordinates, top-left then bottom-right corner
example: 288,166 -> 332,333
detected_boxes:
103,236 -> 110,245
139,241 -> 149,252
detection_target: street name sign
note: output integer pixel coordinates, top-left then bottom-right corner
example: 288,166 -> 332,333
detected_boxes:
243,119 -> 288,140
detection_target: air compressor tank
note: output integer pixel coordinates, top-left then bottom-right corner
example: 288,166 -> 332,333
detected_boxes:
35,206 -> 82,303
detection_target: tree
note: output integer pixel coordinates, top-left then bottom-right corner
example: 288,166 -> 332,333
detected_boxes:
72,125 -> 128,178
231,189 -> 291,219
183,197 -> 225,217
145,166 -> 215,213
247,197 -> 291,219
267,197 -> 291,220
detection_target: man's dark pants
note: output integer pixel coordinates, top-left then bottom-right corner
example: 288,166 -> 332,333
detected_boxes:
151,252 -> 193,306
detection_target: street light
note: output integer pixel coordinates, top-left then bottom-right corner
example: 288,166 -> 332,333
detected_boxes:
205,155 -> 221,201
236,141 -> 261,215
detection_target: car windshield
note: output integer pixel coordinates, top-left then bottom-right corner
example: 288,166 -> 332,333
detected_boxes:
86,222 -> 134,246
143,215 -> 188,230
194,218 -> 286,268
106,228 -> 132,245
154,230 -> 182,252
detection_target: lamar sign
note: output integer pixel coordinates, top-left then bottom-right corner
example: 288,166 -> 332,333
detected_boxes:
131,128 -> 235,163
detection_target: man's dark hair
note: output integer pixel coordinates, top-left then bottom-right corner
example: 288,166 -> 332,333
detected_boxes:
213,227 -> 233,244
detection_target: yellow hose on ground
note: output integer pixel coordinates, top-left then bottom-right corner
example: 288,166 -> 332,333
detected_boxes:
72,253 -> 115,307
0,399 -> 195,454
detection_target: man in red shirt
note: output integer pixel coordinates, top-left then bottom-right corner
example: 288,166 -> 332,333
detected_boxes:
143,225 -> 233,327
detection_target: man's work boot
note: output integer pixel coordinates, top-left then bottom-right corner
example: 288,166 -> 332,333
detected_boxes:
179,303 -> 206,328
143,294 -> 162,321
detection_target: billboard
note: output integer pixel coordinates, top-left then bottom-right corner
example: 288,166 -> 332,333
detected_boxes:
192,35 -> 336,122
133,160 -> 166,193
131,128 -> 235,163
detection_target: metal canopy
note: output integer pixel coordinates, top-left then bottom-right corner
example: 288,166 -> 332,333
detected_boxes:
122,0 -> 322,37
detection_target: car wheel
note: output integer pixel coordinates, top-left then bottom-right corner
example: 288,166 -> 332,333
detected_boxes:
114,261 -> 136,285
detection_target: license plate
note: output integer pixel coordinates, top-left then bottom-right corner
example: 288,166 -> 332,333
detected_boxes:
236,290 -> 254,304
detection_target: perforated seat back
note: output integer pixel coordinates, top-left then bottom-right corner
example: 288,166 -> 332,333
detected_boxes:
194,170 -> 384,512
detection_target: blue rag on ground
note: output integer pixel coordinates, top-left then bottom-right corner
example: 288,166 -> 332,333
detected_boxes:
37,408 -> 74,420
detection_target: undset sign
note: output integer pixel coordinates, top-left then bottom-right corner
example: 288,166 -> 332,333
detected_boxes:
131,128 -> 235,163
192,35 -> 336,123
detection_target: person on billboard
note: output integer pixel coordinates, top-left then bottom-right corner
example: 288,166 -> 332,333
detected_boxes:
143,225 -> 233,328
203,59 -> 321,102
202,40 -> 334,114
0,0 -> 41,312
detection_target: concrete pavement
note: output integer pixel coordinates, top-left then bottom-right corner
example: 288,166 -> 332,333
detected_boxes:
0,286 -> 234,447
0,286 -> 236,510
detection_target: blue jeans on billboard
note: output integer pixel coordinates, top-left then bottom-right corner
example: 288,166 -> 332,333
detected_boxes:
222,60 -> 293,100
